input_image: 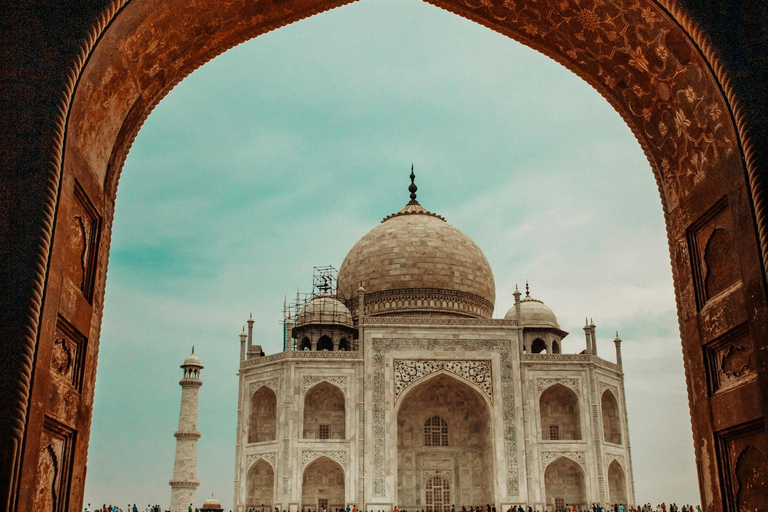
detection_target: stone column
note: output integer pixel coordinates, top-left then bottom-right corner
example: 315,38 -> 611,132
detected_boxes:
169,350 -> 203,512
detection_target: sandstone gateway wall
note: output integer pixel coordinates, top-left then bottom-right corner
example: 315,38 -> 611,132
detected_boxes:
1,1 -> 768,511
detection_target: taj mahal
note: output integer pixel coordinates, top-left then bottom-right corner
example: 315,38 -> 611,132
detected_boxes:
170,172 -> 635,512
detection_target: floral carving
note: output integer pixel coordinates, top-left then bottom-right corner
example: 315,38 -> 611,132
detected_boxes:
246,452 -> 276,470
394,359 -> 492,402
605,452 -> 626,470
51,337 -> 74,381
536,377 -> 580,395
541,450 -> 586,469
301,450 -> 348,469
448,0 -> 736,211
248,378 -> 279,396
303,375 -> 348,393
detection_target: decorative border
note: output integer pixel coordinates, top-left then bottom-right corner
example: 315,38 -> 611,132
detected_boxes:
246,452 -> 276,470
536,377 -> 580,395
394,359 -> 492,402
248,378 -> 279,396
599,381 -> 620,400
303,375 -> 348,393
373,338 -> 518,497
541,451 -> 586,470
605,452 -> 626,470
301,450 -> 348,470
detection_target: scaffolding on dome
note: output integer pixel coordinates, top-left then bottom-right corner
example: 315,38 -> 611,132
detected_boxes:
281,265 -> 344,351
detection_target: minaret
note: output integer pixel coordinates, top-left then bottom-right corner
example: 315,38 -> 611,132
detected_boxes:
169,348 -> 203,512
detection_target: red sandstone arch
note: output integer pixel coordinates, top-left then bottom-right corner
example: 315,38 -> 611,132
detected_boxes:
2,0 -> 768,511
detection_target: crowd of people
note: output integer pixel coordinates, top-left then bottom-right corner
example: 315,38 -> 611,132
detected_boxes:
88,502 -> 703,512
83,504 -> 164,512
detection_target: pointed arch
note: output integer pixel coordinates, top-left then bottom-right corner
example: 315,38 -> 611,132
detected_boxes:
531,338 -> 547,354
607,459 -> 627,505
544,456 -> 586,511
249,386 -> 277,443
247,458 -> 275,512
540,383 -> 581,440
303,381 -> 345,439
397,372 -> 494,508
301,456 -> 345,511
602,389 -> 622,444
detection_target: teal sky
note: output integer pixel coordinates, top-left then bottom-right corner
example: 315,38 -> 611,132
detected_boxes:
84,0 -> 699,509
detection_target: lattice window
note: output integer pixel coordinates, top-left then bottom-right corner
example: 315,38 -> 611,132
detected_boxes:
318,424 -> 330,440
555,498 -> 565,510
423,416 -> 449,446
549,425 -> 560,440
318,499 -> 328,511
425,476 -> 450,512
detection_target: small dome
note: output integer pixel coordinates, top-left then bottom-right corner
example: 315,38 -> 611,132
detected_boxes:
505,295 -> 559,328
295,294 -> 354,328
201,496 -> 223,511
182,349 -> 203,367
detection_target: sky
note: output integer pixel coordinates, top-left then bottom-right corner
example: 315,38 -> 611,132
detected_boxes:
83,0 -> 700,509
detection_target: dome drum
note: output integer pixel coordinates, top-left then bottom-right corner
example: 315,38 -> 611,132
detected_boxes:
345,287 -> 494,319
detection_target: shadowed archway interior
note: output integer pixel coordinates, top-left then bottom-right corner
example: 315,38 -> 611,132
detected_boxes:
2,0 -> 768,511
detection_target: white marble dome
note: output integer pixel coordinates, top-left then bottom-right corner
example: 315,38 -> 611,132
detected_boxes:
337,201 -> 495,318
182,350 -> 202,367
295,294 -> 354,328
200,496 -> 223,511
505,295 -> 560,328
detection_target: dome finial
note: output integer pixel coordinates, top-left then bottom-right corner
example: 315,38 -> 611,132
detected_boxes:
525,281 -> 530,297
408,164 -> 418,204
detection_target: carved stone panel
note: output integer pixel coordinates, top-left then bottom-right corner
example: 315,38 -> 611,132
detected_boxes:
303,375 -> 348,393
246,452 -> 276,470
301,450 -> 348,470
394,359 -> 492,402
536,377 -> 580,396
541,451 -> 586,470
715,420 -> 768,512
687,198 -> 741,309
248,378 -> 279,396
704,324 -> 757,395
373,339 -> 517,497
51,317 -> 87,392
69,181 -> 101,303
32,419 -> 75,512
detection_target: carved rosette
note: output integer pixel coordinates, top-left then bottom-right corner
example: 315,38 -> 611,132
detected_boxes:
394,359 -> 492,402
605,453 -> 626,470
301,450 -> 348,469
541,451 -> 586,470
536,377 -> 580,395
248,378 -> 279,396
303,375 -> 348,393
246,452 -> 276,470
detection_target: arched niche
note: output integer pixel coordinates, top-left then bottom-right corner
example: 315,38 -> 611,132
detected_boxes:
301,457 -> 345,511
540,384 -> 581,441
300,337 -> 312,351
544,457 -> 586,511
317,335 -> 333,352
303,382 -> 345,440
552,340 -> 561,354
601,390 -> 622,445
396,373 -> 493,509
338,338 -> 350,351
531,338 -> 547,354
247,459 -> 275,512
249,386 -> 277,443
607,459 -> 627,506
